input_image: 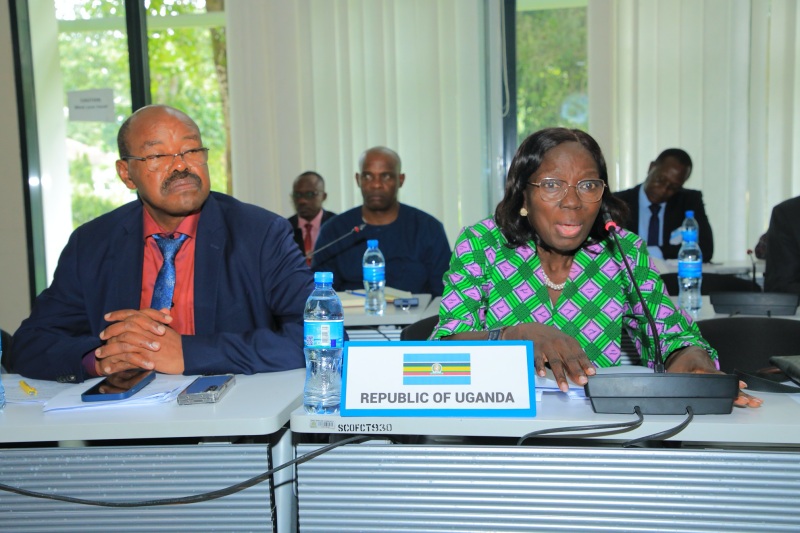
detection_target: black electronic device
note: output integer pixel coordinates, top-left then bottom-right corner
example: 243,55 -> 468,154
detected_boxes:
81,369 -> 156,402
393,297 -> 419,308
583,212 -> 739,415
710,291 -> 799,316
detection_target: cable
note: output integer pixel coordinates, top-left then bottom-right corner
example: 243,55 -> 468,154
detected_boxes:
516,407 -> 644,445
622,406 -> 694,448
0,434 -> 369,507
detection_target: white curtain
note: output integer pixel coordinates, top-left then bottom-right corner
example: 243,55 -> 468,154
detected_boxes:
226,0 -> 500,247
589,0 -> 800,263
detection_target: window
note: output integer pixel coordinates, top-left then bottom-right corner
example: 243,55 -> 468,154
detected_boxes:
515,0 -> 588,145
26,0 -> 229,287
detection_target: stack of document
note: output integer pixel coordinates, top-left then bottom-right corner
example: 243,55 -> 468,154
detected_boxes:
43,375 -> 193,412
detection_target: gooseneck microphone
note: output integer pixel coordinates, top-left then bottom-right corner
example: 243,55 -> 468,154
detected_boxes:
306,223 -> 366,262
583,211 -> 739,414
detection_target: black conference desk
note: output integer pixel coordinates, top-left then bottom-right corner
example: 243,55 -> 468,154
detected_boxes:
291,372 -> 800,532
0,369 -> 304,533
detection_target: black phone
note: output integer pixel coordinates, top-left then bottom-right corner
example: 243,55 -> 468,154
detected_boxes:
393,298 -> 419,308
81,369 -> 156,402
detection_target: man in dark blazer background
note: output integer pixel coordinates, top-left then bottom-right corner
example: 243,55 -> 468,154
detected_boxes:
614,148 -> 714,261
12,105 -> 313,382
764,195 -> 800,294
287,171 -> 336,264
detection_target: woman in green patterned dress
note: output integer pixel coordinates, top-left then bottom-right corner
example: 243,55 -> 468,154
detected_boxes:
432,128 -> 760,408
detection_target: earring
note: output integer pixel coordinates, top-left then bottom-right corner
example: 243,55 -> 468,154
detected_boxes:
520,207 -> 528,217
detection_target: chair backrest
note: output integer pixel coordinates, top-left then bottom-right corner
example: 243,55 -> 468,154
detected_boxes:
696,317 -> 800,374
660,272 -> 761,297
400,315 -> 440,341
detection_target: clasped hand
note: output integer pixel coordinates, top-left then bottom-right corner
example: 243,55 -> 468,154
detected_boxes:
94,308 -> 184,376
503,323 -> 762,408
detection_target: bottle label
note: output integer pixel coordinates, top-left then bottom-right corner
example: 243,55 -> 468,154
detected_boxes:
304,319 -> 344,348
363,265 -> 385,282
678,260 -> 702,278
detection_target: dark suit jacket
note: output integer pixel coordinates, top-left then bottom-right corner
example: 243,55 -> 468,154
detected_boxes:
614,184 -> 714,261
288,210 -> 337,253
11,192 -> 314,382
764,195 -> 800,294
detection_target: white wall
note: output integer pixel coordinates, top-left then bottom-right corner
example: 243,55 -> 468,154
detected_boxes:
0,0 -> 33,333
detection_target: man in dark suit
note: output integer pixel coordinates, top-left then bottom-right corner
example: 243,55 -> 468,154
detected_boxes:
11,105 -> 313,382
614,148 -> 713,261
764,195 -> 800,294
287,171 -> 336,264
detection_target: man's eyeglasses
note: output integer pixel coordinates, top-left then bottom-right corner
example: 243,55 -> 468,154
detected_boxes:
527,178 -> 606,203
121,147 -> 209,173
291,191 -> 322,200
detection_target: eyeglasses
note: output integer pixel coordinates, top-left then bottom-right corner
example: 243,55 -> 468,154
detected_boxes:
527,178 -> 606,203
122,147 -> 209,172
291,191 -> 321,200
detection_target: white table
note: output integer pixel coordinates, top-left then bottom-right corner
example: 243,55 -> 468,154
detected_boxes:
0,369 -> 304,533
291,374 -> 800,532
344,293 -> 433,327
344,294 -> 439,341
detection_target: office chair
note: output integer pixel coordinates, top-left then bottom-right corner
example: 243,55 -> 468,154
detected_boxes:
400,315 -> 440,341
660,272 -> 761,297
1,328 -> 12,372
696,317 -> 800,388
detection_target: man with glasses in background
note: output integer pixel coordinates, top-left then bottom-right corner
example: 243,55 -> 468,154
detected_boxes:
12,105 -> 313,382
614,148 -> 714,261
312,146 -> 450,296
287,171 -> 336,264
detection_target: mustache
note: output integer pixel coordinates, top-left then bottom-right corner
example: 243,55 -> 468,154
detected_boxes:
161,170 -> 202,192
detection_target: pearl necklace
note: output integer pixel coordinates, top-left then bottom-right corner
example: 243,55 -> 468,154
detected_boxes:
541,270 -> 566,291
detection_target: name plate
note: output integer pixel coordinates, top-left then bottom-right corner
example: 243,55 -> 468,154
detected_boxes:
340,341 -> 535,417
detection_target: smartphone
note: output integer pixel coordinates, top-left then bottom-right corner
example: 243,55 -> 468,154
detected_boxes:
81,369 -> 156,402
178,374 -> 235,405
393,297 -> 419,308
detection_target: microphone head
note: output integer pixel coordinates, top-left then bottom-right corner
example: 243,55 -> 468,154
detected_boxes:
747,249 -> 753,256
354,223 -> 366,232
602,212 -> 618,232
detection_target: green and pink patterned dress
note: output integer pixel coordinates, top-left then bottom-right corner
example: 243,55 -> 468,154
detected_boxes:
432,217 -> 718,369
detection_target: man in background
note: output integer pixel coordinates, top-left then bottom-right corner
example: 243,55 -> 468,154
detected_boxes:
764,195 -> 800,294
287,171 -> 336,265
12,105 -> 312,382
614,148 -> 714,261
312,146 -> 450,296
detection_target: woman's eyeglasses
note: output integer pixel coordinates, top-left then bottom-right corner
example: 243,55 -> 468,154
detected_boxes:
527,178 -> 606,203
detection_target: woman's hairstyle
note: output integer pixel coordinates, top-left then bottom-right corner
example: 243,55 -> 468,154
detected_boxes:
494,127 -> 629,247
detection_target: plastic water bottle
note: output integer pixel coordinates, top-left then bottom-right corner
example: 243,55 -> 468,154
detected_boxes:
303,271 -> 345,414
677,225 -> 703,319
670,210 -> 700,246
683,210 -> 700,242
362,239 -> 386,316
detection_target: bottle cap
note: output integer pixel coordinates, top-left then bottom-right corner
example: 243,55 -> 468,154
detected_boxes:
314,271 -> 333,284
685,210 -> 694,218
367,239 -> 379,248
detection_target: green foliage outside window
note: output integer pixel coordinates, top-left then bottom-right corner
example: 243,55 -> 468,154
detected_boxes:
57,0 -> 229,230
516,7 -> 588,145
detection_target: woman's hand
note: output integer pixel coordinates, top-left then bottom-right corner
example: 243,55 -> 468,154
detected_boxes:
665,347 -> 763,408
504,323 -> 596,392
